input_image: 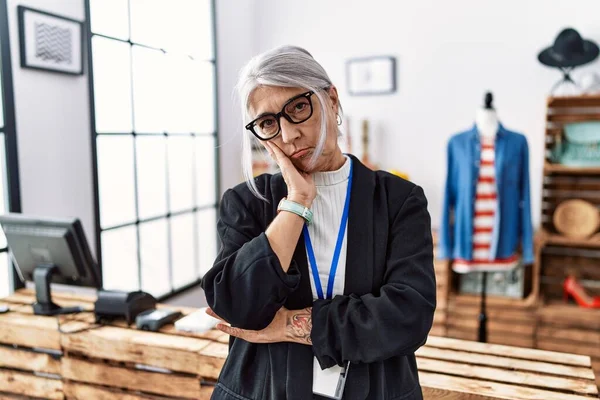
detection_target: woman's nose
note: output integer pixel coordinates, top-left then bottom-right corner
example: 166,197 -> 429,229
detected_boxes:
279,119 -> 301,144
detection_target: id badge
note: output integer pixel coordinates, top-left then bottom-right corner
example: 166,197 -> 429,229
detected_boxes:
312,357 -> 350,400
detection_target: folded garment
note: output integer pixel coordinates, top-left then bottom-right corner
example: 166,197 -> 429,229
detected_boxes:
174,307 -> 220,333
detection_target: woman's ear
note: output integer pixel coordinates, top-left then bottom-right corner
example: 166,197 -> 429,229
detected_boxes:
328,86 -> 340,114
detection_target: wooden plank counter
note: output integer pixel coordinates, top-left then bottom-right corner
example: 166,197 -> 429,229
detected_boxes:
0,289 -> 224,399
1,289 -> 598,399
419,336 -> 598,399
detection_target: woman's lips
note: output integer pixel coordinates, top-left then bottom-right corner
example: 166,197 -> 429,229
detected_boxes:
291,148 -> 311,159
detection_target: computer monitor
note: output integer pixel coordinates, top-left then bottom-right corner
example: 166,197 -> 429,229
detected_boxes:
0,213 -> 101,315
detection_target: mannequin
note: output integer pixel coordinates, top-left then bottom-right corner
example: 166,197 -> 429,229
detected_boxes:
475,93 -> 499,138
439,92 -> 534,299
462,92 -> 519,343
453,92 -> 519,274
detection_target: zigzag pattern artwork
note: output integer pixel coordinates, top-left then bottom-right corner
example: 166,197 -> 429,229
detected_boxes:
34,22 -> 72,64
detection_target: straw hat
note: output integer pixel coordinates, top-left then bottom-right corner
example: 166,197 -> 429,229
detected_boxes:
553,199 -> 600,239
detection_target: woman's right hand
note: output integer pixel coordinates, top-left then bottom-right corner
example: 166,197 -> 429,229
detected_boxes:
266,142 -> 316,208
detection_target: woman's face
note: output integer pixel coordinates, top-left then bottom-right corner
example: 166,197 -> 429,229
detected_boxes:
247,85 -> 340,172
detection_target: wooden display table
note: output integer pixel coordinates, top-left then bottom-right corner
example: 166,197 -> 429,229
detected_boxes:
419,336 -> 598,399
0,289 -> 598,399
0,289 -> 225,399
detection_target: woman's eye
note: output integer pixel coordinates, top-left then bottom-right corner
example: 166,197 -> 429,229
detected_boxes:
287,101 -> 308,114
259,119 -> 275,128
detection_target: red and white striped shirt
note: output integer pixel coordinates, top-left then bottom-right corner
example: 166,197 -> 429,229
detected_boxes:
452,136 -> 519,273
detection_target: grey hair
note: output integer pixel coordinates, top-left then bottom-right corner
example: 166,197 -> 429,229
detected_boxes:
235,45 -> 343,201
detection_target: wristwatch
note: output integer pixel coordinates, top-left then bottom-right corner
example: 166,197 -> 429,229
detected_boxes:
277,197 -> 313,224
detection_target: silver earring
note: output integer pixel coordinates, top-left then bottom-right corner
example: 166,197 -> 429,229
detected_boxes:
336,114 -> 342,126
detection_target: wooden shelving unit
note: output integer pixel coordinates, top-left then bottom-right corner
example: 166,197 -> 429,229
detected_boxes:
539,94 -> 600,302
537,94 -> 600,390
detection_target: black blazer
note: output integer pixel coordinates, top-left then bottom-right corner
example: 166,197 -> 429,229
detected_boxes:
202,154 -> 436,400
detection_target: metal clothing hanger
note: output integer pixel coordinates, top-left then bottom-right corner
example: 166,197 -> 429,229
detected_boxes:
550,67 -> 583,96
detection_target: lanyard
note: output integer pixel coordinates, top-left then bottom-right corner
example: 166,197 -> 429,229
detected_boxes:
302,159 -> 353,300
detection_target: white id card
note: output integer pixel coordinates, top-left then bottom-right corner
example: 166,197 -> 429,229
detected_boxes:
312,357 -> 350,399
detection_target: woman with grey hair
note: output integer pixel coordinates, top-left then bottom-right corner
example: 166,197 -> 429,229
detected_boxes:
202,45 -> 436,400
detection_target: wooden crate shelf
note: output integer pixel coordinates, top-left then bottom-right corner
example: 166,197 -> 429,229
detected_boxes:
0,290 -> 224,400
0,298 -> 64,399
544,163 -> 600,175
538,228 -> 600,249
63,380 -> 201,400
538,95 -> 600,302
547,114 -> 600,123
61,356 -> 212,399
445,295 -> 537,349
547,95 -> 600,108
0,369 -> 63,400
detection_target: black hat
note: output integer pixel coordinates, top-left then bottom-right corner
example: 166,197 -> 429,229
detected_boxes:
538,28 -> 599,68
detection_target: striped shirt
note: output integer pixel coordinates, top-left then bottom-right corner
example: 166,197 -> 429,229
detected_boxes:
452,136 -> 519,273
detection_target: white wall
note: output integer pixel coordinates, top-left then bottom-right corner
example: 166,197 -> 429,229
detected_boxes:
247,0 -> 600,230
7,0 -> 96,253
215,0 -> 255,192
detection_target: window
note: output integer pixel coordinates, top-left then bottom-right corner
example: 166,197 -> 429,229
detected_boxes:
0,0 -> 23,298
86,0 -> 219,298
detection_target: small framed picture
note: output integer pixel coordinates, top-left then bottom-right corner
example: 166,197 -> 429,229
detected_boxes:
17,6 -> 84,75
346,56 -> 396,96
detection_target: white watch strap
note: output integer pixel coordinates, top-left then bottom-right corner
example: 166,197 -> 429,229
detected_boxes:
277,198 -> 313,224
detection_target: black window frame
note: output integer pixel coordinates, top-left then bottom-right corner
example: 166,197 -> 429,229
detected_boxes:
0,0 -> 24,293
84,0 -> 220,301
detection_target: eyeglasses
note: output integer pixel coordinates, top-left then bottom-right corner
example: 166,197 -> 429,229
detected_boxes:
245,90 -> 316,141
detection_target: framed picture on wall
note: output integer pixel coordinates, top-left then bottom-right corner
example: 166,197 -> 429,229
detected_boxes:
346,56 -> 396,95
17,6 -> 84,75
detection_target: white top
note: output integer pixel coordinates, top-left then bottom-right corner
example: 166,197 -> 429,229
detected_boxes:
307,156 -> 352,396
306,155 -> 351,300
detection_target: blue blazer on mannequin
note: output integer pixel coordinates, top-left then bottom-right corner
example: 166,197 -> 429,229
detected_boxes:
438,123 -> 534,264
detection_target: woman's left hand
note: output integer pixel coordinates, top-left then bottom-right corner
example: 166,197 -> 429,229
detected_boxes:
207,307 -> 312,345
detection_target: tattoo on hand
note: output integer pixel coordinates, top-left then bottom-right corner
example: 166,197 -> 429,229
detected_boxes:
287,307 -> 312,345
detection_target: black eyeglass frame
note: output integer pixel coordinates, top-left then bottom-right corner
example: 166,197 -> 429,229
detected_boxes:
245,90 -> 317,141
